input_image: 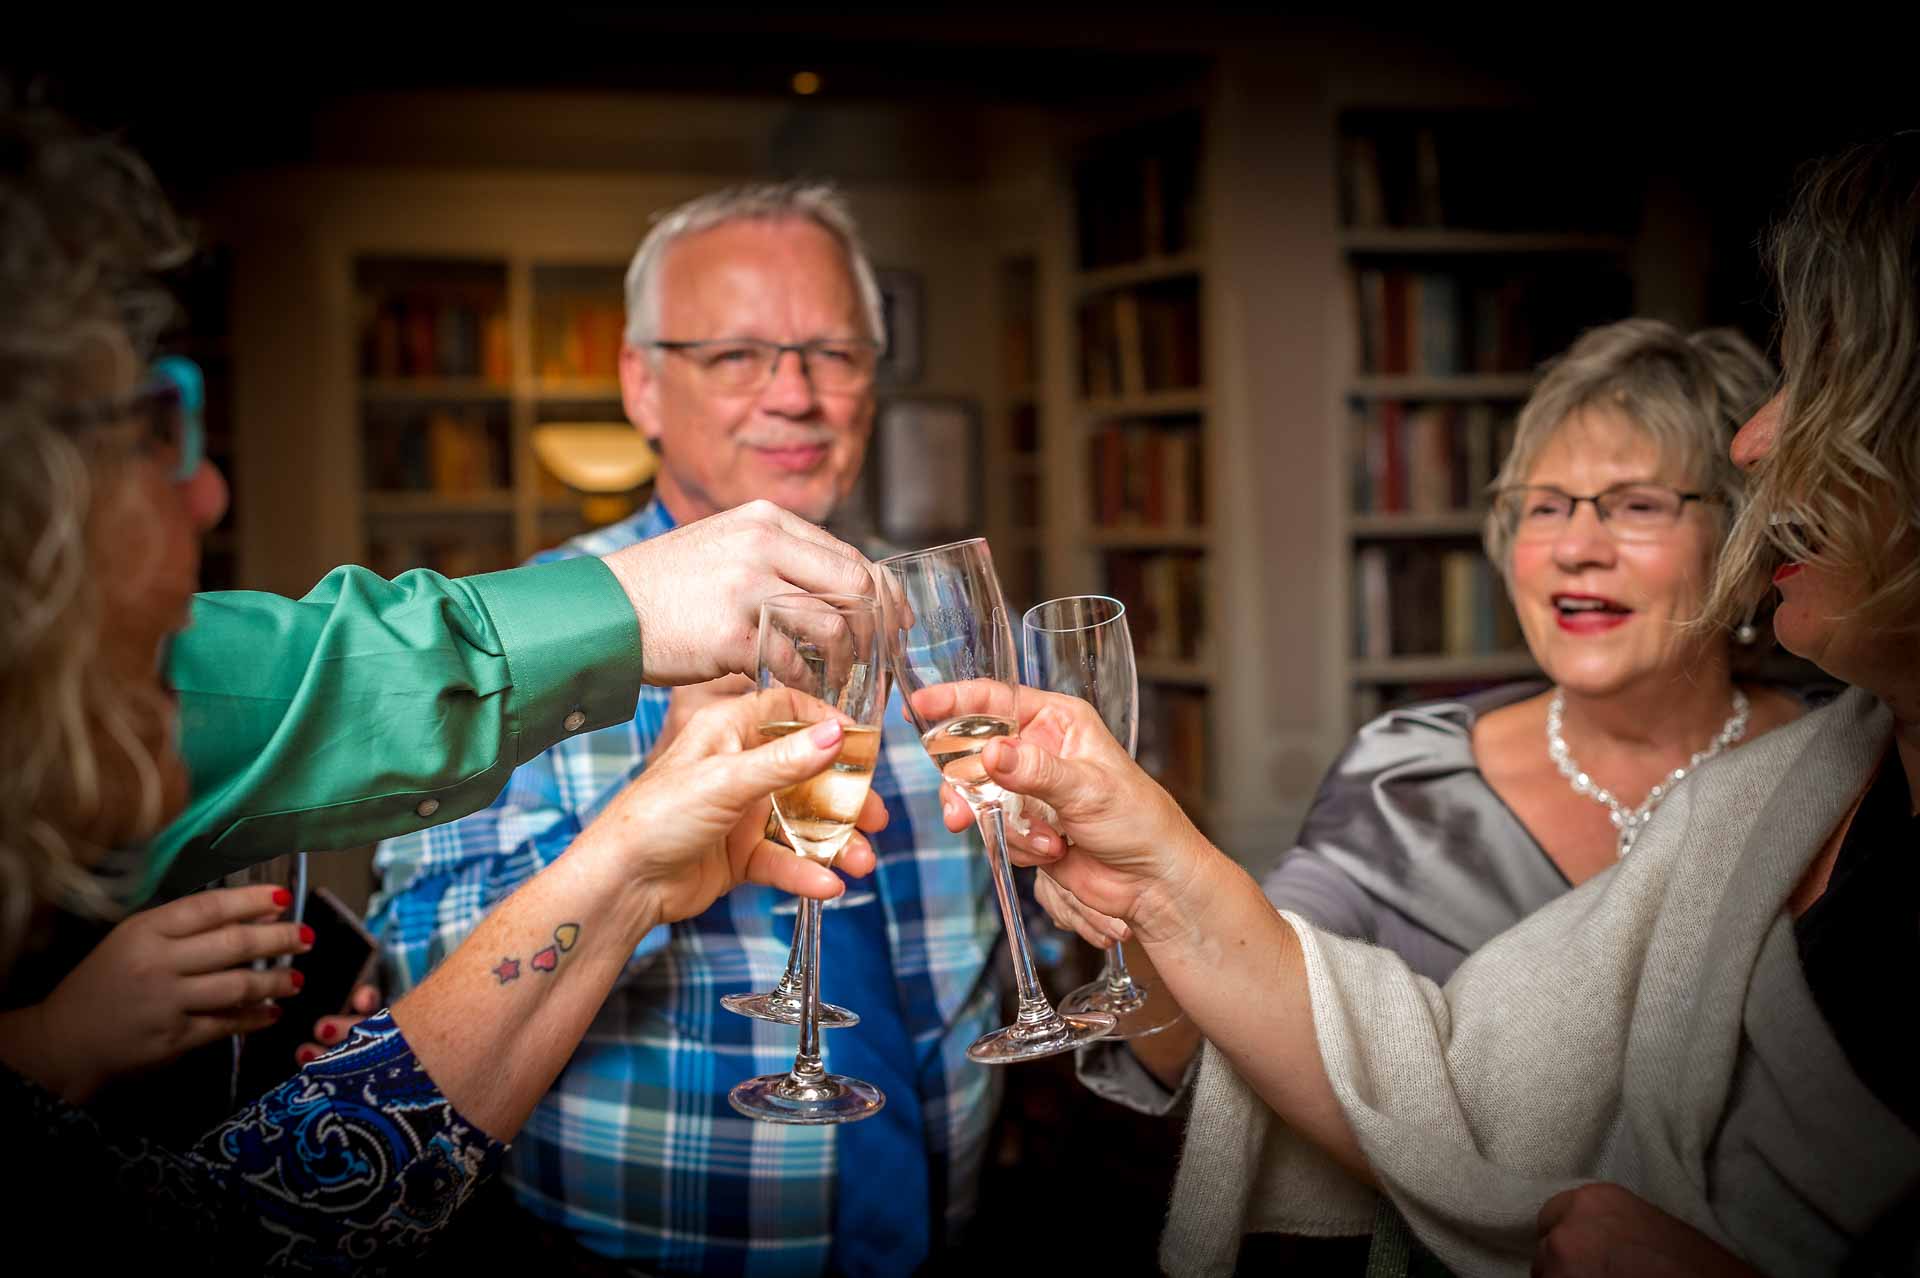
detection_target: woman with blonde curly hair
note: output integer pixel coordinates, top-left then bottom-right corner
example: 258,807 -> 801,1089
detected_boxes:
0,104 -> 887,1272
953,133 -> 1920,1276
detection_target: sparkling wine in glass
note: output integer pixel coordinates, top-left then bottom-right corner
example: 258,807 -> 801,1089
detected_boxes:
729,593 -> 887,1125
1023,595 -> 1184,1039
879,537 -> 1115,1063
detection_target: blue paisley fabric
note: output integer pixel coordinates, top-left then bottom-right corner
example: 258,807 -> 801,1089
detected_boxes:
3,1011 -> 503,1272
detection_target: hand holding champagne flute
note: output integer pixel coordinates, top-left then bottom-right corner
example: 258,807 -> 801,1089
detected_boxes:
879,538 -> 1115,1063
1022,595 -> 1183,1039
729,593 -> 890,1124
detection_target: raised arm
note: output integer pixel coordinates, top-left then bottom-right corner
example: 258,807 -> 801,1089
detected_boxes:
924,682 -> 1371,1181
153,500 -> 875,900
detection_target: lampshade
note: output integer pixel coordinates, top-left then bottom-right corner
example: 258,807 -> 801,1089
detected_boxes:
531,423 -> 658,494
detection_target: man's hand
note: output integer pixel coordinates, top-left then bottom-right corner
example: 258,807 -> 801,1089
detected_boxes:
1533,1183 -> 1761,1278
601,500 -> 875,687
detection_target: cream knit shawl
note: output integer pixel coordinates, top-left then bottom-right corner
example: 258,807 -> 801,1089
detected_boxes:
1164,687 -> 1918,1277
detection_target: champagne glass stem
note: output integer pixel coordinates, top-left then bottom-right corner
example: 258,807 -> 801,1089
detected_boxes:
773,910 -> 806,1004
975,801 -> 1061,1031
1102,941 -> 1140,995
788,896 -> 827,1089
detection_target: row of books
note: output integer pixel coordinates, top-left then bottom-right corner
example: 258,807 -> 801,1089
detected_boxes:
363,409 -> 509,493
1079,286 -> 1203,399
534,296 -> 626,382
1353,269 -> 1535,376
360,291 -> 511,383
1338,115 -> 1638,233
1351,401 -> 1515,515
1353,544 -> 1524,660
1137,685 -> 1209,805
1106,550 -> 1207,663
1091,422 -> 1205,529
1074,114 -> 1203,270
1353,266 -> 1631,378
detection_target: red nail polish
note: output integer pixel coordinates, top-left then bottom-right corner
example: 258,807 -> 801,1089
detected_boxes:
296,1047 -> 318,1065
298,924 -> 315,945
272,888 -> 293,907
319,1023 -> 336,1042
289,969 -> 305,990
267,1004 -> 284,1020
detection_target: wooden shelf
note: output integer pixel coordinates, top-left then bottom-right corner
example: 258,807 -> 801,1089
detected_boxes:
361,378 -> 511,403
1348,375 -> 1534,400
1350,512 -> 1488,538
364,490 -> 517,516
1340,229 -> 1630,256
1081,388 -> 1209,417
1074,252 -> 1204,296
1350,651 -> 1538,684
534,376 -> 623,400
1084,526 -> 1210,549
1137,656 -> 1217,686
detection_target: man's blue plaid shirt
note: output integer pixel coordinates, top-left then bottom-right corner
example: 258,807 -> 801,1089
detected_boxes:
368,500 -> 1006,1274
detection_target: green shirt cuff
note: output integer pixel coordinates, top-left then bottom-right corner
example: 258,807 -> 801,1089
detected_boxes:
459,555 -> 644,766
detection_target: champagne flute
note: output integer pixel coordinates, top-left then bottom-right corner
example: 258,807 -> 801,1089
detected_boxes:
724,805 -> 863,1030
1023,595 -> 1184,1039
728,593 -> 887,1125
878,538 -> 1115,1063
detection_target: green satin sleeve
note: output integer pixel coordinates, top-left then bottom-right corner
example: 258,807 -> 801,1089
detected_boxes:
143,555 -> 642,901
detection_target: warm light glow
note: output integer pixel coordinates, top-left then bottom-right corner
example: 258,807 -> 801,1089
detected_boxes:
531,423 -> 657,494
791,71 -> 822,96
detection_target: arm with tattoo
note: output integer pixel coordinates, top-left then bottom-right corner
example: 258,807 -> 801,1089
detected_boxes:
385,689 -> 885,1142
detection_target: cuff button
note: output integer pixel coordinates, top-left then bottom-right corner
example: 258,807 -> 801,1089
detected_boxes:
563,709 -> 587,732
415,797 -> 441,818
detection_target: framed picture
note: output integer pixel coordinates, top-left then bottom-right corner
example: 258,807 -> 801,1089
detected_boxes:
875,268 -> 923,387
871,397 -> 980,542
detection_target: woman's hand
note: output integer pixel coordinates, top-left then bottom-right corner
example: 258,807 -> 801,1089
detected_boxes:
1034,869 -> 1130,948
573,687 -> 885,928
1534,1184 -> 1762,1278
0,885 -> 308,1102
921,683 -> 1211,939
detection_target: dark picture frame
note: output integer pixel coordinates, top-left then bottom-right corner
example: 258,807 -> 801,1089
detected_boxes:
871,396 -> 981,542
875,268 -> 923,387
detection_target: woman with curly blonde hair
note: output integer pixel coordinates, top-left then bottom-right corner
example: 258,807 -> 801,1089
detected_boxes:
0,103 -> 888,1272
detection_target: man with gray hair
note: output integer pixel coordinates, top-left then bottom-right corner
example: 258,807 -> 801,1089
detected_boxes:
368,183 -> 1004,1277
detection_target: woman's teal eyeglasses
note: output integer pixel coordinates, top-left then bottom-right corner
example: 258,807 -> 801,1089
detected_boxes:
52,354 -> 205,481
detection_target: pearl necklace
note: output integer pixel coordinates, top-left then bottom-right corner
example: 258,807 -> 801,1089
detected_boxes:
1546,687 -> 1751,857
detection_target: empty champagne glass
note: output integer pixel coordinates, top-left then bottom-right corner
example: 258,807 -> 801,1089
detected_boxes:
728,593 -> 887,1124
879,538 -> 1115,1063
1023,595 -> 1184,1039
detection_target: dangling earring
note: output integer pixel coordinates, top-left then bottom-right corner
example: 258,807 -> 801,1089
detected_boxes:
1734,608 -> 1760,646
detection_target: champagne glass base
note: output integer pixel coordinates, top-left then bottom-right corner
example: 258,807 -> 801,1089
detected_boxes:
729,1072 -> 885,1125
772,891 -> 877,915
721,990 -> 860,1029
966,1010 -> 1115,1064
1058,979 -> 1185,1041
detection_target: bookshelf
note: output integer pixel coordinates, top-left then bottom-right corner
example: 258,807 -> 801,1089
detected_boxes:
1062,111 -> 1215,832
352,256 -> 643,578
1337,109 -> 1642,726
991,254 -> 1045,615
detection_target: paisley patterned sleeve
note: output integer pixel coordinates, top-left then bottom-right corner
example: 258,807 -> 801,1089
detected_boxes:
4,1011 -> 504,1273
